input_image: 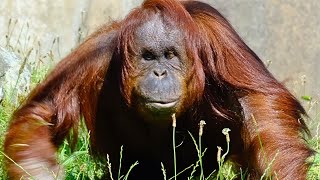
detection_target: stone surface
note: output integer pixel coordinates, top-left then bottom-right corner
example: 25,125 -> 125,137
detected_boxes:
0,47 -> 30,103
0,0 -> 90,57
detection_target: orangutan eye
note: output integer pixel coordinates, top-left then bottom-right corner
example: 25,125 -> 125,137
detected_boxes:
142,50 -> 156,61
165,50 -> 176,60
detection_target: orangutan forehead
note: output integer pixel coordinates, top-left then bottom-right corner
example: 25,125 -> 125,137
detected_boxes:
134,13 -> 184,49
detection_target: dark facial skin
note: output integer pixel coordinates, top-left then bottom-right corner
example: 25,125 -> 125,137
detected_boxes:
132,14 -> 189,123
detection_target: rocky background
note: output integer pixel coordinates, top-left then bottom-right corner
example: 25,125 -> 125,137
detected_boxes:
0,0 -> 319,99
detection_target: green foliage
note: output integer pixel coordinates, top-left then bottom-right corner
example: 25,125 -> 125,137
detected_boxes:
58,126 -> 106,179
308,152 -> 320,180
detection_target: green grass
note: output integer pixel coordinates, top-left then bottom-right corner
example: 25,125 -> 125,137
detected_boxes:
0,20 -> 319,180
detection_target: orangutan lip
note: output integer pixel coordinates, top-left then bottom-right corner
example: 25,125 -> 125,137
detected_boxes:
148,100 -> 178,108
